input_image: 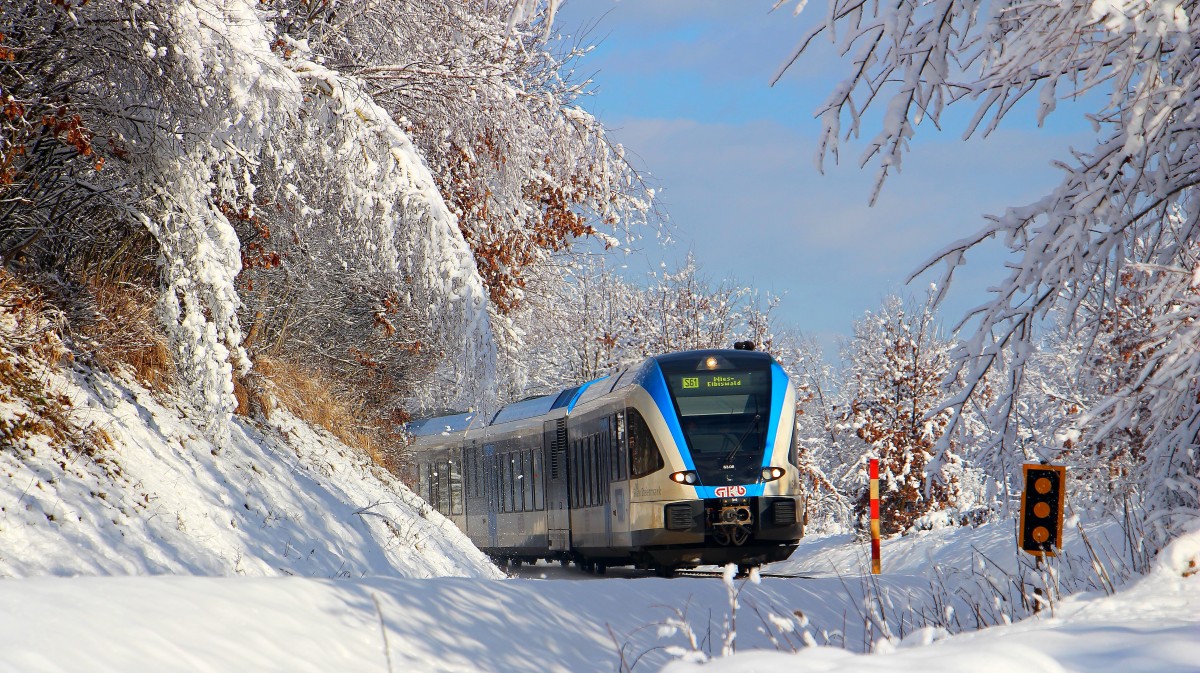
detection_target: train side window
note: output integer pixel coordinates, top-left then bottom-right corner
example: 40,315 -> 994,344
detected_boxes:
603,418 -> 612,482
438,462 -> 451,514
500,457 -> 509,512
462,451 -> 473,499
604,432 -> 613,503
582,436 -> 591,507
595,435 -> 605,505
509,456 -> 518,513
595,436 -> 604,503
429,463 -> 440,512
597,433 -> 607,505
515,452 -> 524,513
450,460 -> 463,516
522,451 -> 533,512
569,439 -> 578,506
532,449 -> 544,510
419,461 -> 430,503
470,448 -> 481,499
616,412 -> 628,481
628,407 -> 665,479
516,453 -> 525,513
587,435 -> 596,507
606,424 -> 615,483
576,438 -> 584,507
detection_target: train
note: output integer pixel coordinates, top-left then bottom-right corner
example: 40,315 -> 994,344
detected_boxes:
405,344 -> 805,576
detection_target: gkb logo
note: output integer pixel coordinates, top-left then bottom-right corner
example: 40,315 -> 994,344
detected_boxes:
714,485 -> 747,498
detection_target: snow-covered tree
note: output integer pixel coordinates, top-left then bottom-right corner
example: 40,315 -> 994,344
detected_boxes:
1,0 -> 654,439
777,0 -> 1200,542
841,294 -> 963,534
264,0 -> 652,314
500,255 -> 784,401
773,331 -> 856,532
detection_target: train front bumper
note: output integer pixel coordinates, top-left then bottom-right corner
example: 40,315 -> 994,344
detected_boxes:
629,496 -> 804,568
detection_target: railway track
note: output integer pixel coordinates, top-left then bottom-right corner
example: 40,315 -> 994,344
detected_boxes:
673,569 -> 815,580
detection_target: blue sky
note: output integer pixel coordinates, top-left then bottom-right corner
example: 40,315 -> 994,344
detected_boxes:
553,0 -> 1094,350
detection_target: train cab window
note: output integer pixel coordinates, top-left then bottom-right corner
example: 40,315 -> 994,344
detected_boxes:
628,408 -> 665,479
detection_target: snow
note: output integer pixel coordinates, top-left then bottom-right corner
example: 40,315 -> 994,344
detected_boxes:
0,346 -> 1195,672
0,523 -> 1195,672
0,347 -> 497,580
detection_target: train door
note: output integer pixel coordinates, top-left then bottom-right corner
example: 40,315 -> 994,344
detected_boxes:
609,410 -> 632,548
543,418 -> 571,552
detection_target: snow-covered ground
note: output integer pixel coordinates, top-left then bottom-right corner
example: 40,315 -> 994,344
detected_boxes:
1,345 -> 1196,672
0,528 -> 1195,673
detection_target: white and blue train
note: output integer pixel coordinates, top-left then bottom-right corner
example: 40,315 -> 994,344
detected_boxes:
406,344 -> 805,575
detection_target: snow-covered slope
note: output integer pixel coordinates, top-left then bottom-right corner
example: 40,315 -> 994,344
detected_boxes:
0,337 -> 500,580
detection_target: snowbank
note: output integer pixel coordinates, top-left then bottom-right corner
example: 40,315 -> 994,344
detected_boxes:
664,528 -> 1200,673
0,348 -> 500,580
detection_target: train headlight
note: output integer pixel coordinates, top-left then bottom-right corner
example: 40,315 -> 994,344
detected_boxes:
704,356 -> 719,370
761,466 -> 786,482
670,470 -> 699,485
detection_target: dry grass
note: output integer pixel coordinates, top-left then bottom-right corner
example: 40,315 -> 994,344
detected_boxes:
250,356 -> 403,469
0,269 -> 110,463
76,274 -> 174,392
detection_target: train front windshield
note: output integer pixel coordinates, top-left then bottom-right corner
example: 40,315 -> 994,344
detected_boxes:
662,354 -> 772,486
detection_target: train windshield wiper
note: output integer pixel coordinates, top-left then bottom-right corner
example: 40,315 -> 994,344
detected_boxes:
724,413 -> 761,464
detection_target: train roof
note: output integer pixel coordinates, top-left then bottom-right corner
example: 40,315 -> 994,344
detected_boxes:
652,348 -> 775,367
405,412 -> 481,437
489,393 -> 557,426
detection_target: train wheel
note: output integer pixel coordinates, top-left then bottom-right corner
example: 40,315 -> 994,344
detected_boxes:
736,564 -> 756,579
654,566 -> 676,578
559,558 -> 570,568
582,560 -> 595,574
510,558 -> 522,568
595,563 -> 607,575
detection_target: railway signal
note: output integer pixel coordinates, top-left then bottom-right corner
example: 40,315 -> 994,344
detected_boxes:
1019,463 -> 1066,557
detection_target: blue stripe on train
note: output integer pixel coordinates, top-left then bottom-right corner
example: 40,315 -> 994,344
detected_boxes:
638,361 -> 696,474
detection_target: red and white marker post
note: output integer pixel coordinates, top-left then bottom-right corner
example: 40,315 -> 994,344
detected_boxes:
869,458 -> 881,574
